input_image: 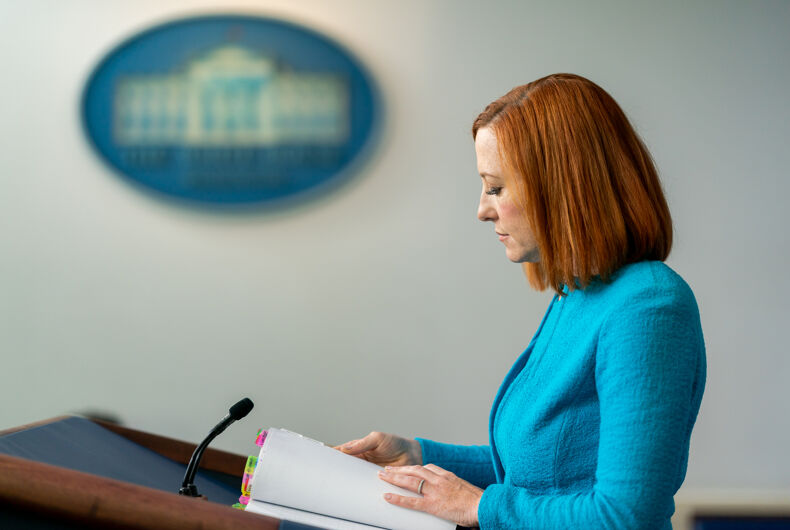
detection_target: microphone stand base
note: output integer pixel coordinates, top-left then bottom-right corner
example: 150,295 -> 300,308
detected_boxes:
178,484 -> 199,497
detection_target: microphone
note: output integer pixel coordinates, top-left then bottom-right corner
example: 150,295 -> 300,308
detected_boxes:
179,397 -> 254,497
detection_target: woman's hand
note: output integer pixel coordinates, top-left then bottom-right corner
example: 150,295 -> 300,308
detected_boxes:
335,431 -> 422,467
378,464 -> 483,527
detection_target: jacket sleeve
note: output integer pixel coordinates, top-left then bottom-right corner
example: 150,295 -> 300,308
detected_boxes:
478,284 -> 706,529
415,438 -> 498,489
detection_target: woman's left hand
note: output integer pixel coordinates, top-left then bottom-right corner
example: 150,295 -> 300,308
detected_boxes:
378,464 -> 483,527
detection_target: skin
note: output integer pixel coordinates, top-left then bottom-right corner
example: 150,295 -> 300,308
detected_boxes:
335,431 -> 422,468
475,126 -> 540,263
336,126 -> 538,526
336,433 -> 482,526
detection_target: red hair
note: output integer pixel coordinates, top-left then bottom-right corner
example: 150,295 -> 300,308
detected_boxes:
473,73 -> 672,294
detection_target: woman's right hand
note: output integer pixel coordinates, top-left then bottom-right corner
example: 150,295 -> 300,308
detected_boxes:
335,432 -> 423,467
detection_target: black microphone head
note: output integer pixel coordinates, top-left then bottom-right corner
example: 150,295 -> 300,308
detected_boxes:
229,397 -> 254,420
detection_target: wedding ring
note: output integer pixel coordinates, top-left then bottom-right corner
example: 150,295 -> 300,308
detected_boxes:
417,479 -> 425,494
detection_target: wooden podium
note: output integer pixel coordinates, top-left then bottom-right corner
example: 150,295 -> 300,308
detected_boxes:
0,416 -> 289,529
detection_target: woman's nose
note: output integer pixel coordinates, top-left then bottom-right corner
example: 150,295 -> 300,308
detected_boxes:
478,194 -> 496,222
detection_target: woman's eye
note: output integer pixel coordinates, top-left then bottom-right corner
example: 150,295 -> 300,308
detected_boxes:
486,187 -> 502,196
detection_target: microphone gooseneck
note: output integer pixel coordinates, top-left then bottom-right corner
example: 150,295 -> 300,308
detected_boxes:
179,397 -> 254,497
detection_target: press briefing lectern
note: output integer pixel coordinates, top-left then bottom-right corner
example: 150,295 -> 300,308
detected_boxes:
0,416 -> 312,529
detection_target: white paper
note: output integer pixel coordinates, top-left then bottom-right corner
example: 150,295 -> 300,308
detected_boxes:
246,499 -> 382,529
248,428 -> 456,530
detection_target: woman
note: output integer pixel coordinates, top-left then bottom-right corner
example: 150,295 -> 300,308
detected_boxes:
339,73 -> 706,529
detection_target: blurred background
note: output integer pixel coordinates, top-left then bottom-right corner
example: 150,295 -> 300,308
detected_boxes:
1,0 -> 788,503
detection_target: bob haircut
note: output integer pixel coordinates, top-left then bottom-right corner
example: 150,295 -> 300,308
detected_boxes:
472,73 -> 672,294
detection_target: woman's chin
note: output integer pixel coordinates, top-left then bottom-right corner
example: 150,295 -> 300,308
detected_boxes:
506,250 -> 540,263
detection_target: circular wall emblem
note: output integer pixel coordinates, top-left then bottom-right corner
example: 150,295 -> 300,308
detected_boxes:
82,15 -> 379,205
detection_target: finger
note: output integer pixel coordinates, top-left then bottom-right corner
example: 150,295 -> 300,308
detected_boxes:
378,470 -> 424,493
423,463 -> 452,476
334,445 -> 372,461
339,433 -> 380,455
383,493 -> 424,512
335,439 -> 359,452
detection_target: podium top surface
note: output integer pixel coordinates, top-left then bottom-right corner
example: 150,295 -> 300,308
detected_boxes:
0,416 -> 239,505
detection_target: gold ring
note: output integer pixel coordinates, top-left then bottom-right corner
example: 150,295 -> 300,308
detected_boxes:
417,479 -> 425,494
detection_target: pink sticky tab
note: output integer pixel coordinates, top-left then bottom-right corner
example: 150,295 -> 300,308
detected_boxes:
239,495 -> 250,505
255,429 -> 268,447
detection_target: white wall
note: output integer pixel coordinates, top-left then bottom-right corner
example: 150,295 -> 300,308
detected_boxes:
1,0 -> 788,492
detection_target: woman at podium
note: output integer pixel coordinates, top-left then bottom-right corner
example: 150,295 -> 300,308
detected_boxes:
339,73 -> 706,529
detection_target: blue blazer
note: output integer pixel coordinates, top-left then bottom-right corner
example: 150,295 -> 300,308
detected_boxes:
418,261 -> 706,529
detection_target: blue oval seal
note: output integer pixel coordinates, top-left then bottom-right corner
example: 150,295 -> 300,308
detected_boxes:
82,15 -> 379,206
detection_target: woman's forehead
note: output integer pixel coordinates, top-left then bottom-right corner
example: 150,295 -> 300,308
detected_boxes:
475,128 -> 502,177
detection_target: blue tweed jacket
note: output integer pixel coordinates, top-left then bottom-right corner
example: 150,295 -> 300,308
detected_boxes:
418,261 -> 706,529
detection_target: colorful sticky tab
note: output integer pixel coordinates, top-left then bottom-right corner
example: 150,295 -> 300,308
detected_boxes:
245,455 -> 258,474
242,472 -> 252,496
256,429 -> 268,447
232,429 -> 268,509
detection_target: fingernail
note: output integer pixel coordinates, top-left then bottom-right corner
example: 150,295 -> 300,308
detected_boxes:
378,471 -> 388,477
385,465 -> 392,470
384,493 -> 392,500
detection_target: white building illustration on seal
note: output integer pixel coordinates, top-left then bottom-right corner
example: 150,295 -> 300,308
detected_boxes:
114,45 -> 349,147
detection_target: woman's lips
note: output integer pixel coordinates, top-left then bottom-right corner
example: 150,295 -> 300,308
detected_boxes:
497,232 -> 509,241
